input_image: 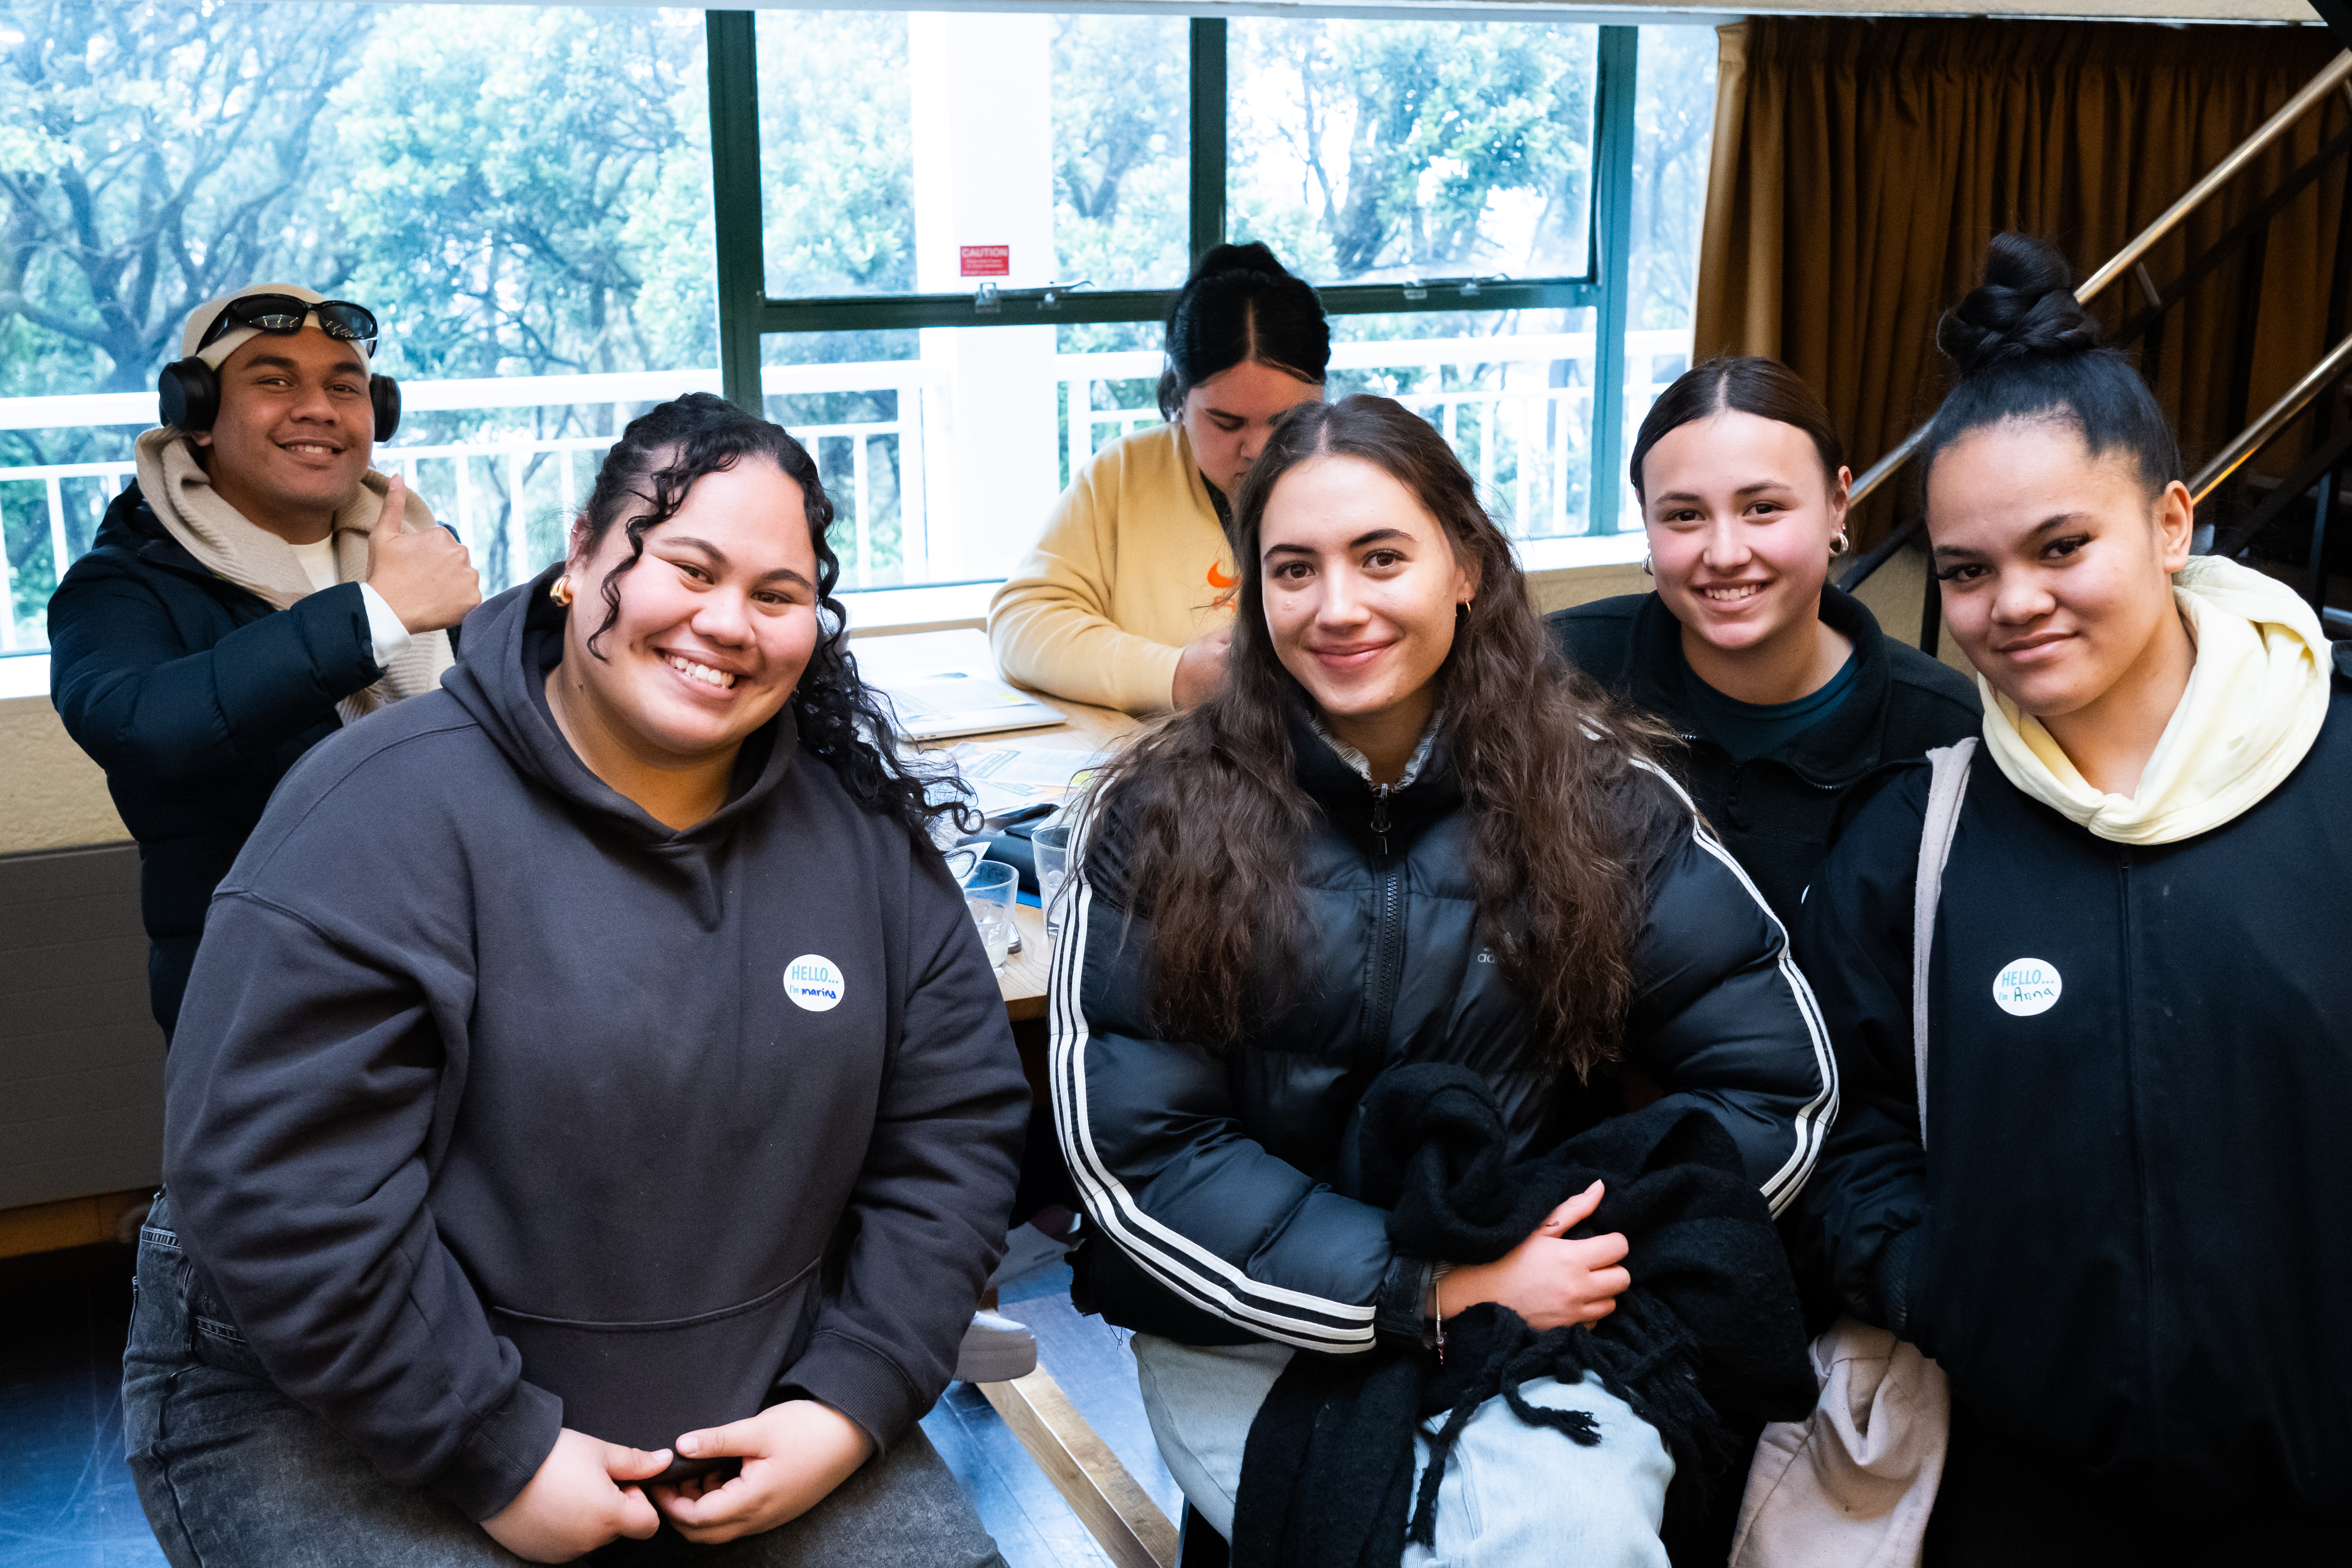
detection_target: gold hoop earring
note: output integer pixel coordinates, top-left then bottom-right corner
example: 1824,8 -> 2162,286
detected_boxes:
549,575 -> 574,607
1829,531 -> 1851,557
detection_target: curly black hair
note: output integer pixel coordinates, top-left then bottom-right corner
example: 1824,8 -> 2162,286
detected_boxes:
574,391 -> 974,842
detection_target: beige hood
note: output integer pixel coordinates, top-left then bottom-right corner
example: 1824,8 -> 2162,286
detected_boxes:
1978,555 -> 2331,846
134,426 -> 453,724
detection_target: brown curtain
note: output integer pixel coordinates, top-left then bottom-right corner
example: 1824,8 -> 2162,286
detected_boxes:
1693,18 -> 2351,548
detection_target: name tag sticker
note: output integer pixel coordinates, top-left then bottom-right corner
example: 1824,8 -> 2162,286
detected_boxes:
784,955 -> 845,1013
1992,957 -> 2062,1018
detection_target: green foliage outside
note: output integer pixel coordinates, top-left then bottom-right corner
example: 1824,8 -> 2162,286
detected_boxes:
1,3 -> 1712,619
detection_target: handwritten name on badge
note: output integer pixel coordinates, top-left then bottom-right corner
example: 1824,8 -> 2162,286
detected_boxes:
1991,957 -> 2062,1018
784,955 -> 845,1013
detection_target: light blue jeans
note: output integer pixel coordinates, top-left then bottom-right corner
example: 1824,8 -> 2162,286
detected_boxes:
1131,1335 -> 1672,1568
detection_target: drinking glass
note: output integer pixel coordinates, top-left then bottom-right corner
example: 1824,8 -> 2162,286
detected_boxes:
1032,823 -> 1074,945
960,860 -> 1018,972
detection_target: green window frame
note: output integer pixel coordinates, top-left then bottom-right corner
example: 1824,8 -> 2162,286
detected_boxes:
703,13 -> 1644,533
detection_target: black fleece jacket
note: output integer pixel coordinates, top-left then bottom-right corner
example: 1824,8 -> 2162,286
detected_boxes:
162,575 -> 1029,1521
1548,588 -> 1980,930
1797,677 -> 2352,1515
48,481 -> 388,1035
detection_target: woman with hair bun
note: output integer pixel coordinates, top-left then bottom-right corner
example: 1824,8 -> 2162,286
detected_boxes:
1550,358 -> 1979,930
989,242 -> 1328,714
125,393 -> 1028,1565
1799,235 -> 2352,1558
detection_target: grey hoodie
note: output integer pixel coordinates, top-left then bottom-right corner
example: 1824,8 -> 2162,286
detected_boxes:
162,574 -> 1028,1521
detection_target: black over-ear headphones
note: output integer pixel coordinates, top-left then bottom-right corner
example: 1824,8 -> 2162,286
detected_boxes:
158,359 -> 402,441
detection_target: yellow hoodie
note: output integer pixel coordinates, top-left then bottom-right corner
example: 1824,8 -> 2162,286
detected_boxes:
1978,556 -> 2331,846
988,423 -> 1236,715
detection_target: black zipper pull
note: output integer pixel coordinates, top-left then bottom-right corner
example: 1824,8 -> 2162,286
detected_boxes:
1371,784 -> 1392,857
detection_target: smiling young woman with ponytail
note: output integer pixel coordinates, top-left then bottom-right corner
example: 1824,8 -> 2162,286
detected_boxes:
1798,235 -> 2352,1559
1549,358 -> 1980,931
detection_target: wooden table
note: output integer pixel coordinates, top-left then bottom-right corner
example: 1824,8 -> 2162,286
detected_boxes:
960,693 -> 1139,1023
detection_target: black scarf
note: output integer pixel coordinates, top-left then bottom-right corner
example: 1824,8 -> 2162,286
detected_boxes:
1228,1066 -> 1816,1568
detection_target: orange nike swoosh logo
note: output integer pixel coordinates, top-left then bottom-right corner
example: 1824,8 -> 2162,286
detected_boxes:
1206,562 -> 1237,589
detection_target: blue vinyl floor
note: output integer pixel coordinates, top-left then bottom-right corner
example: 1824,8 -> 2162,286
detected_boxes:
0,1242 -> 1177,1568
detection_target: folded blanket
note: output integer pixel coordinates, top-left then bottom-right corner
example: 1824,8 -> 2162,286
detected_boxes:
1230,1067 -> 1815,1568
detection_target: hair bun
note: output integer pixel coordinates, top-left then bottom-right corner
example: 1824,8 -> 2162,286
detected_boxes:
1937,232 -> 2103,377
1190,240 -> 1290,284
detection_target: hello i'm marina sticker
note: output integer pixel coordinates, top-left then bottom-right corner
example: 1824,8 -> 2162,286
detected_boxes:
784,955 -> 844,1012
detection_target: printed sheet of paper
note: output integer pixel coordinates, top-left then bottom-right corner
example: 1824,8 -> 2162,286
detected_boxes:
946,744 -> 1112,821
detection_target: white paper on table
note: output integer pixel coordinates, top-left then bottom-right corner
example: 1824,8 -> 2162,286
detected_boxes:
855,628 -> 1063,740
946,744 -> 1112,821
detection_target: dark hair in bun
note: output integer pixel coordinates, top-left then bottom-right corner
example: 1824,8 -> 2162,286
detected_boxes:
1921,232 -> 2182,494
1158,242 -> 1330,420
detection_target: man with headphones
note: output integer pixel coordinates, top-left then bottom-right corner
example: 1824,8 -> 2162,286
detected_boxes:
48,282 -> 480,1042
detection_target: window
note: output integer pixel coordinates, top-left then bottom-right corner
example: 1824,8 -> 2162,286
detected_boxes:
0,3 -> 716,648
1,8 -> 1718,646
1228,20 -> 1599,287
719,18 -> 1715,593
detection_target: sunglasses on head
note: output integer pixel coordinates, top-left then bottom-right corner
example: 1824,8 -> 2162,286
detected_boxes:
196,294 -> 380,356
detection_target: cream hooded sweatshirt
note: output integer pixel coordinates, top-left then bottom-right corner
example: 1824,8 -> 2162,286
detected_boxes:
988,423 -> 1236,715
1978,556 -> 2331,846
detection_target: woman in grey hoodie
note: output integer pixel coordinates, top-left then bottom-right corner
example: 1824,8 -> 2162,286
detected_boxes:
123,394 -> 1030,1565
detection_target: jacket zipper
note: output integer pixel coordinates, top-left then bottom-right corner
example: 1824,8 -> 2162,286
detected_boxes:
1365,785 -> 1406,1054
2116,846 -> 2164,1460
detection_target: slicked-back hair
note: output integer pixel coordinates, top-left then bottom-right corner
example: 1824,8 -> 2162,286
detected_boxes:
1156,242 -> 1331,420
1630,357 -> 1846,501
1087,395 -> 1680,1081
573,392 -> 970,842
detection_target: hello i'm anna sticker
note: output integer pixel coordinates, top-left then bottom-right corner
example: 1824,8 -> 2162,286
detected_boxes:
784,955 -> 845,1012
1991,958 -> 2062,1017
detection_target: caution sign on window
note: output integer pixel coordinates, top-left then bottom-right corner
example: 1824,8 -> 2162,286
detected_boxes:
959,245 -> 1011,278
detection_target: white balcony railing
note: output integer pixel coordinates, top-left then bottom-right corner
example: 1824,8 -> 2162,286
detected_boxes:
0,332 -> 1689,654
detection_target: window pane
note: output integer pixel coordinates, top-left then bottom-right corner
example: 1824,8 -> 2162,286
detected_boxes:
1229,20 -> 1598,286
1052,17 -> 1191,291
0,2 -> 715,647
757,11 -> 914,296
1333,311 -> 1600,539
757,12 -> 1188,301
763,305 -> 1603,593
1615,26 -> 1720,519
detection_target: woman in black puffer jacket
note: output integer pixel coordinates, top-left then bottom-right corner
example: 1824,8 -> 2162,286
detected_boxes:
1051,396 -> 1836,1565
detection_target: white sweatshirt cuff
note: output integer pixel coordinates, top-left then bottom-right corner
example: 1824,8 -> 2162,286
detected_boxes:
357,582 -> 413,668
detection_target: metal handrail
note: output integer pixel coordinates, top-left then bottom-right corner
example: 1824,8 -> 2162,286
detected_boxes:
2189,330 -> 2352,505
1845,49 -> 2352,515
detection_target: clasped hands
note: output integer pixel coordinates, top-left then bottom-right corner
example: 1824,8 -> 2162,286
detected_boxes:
482,1399 -> 874,1563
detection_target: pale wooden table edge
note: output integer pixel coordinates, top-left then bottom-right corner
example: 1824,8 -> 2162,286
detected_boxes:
975,1365 -> 1179,1568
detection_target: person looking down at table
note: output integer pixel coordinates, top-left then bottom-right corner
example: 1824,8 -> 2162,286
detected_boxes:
989,242 -> 1328,714
126,393 -> 1028,1565
1549,359 -> 1977,931
1053,395 -> 1835,1562
47,282 -> 479,1040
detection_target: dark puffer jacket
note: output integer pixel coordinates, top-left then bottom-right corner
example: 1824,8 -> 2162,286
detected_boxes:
47,482 -> 388,1036
1797,672 -> 2352,1515
1052,714 -> 1838,1351
1548,586 -> 1980,931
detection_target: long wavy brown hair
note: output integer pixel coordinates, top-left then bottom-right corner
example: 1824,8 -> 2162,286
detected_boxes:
1087,395 -> 1679,1081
